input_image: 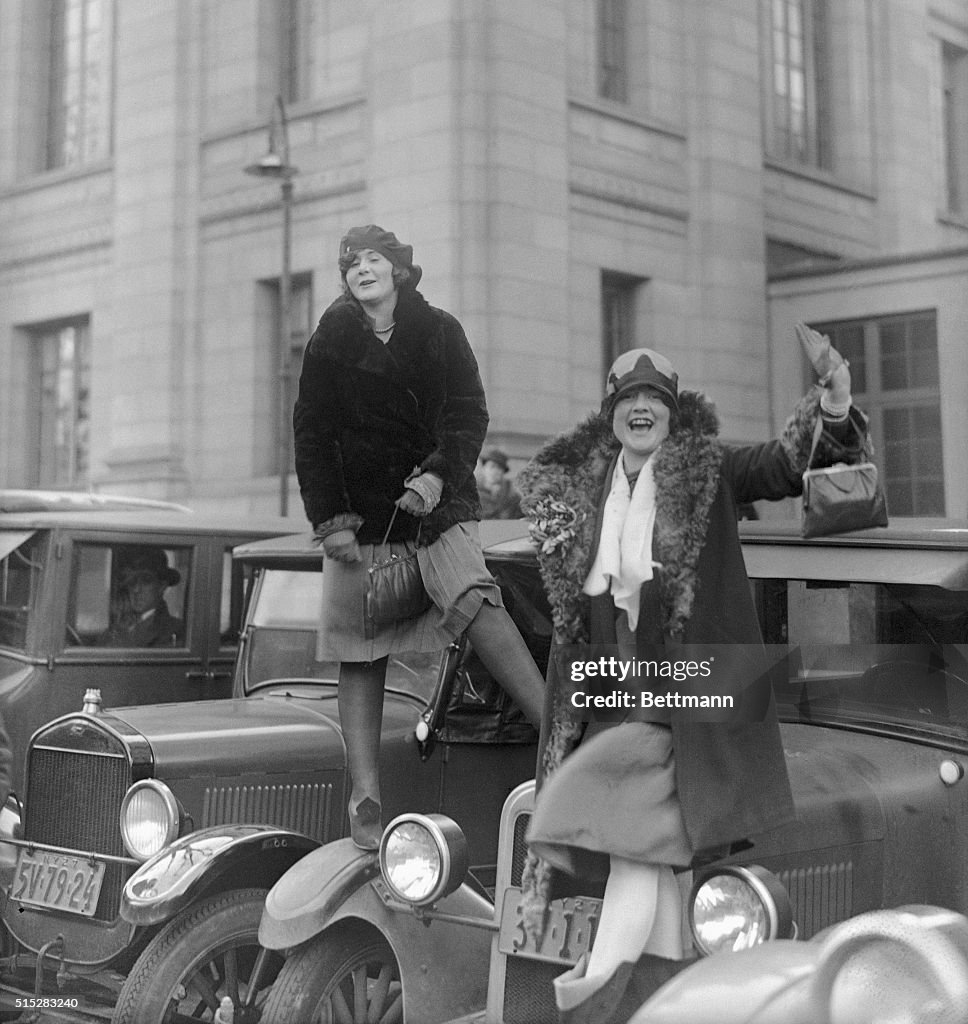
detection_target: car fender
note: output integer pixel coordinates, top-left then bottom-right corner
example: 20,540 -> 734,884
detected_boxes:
121,824 -> 319,926
629,905 -> 968,1024
260,837 -> 493,1021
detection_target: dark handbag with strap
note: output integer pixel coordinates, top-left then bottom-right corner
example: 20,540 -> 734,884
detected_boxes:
801,415 -> 888,538
366,507 -> 432,625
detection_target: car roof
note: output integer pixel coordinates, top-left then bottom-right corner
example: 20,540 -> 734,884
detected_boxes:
0,507 -> 297,536
234,517 -> 968,590
0,489 -> 193,514
232,518 -> 530,566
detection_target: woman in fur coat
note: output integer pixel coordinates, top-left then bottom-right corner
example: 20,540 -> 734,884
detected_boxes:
516,327 -> 866,1023
293,225 -> 544,848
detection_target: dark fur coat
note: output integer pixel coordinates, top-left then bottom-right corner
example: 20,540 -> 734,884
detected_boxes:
515,388 -> 868,931
293,288 -> 488,543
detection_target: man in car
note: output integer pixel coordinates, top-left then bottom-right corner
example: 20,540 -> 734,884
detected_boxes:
100,547 -> 184,647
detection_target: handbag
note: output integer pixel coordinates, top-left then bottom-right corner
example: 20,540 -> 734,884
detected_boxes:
365,506 -> 432,625
801,415 -> 888,538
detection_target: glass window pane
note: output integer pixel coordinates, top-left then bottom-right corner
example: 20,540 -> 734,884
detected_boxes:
916,481 -> 946,516
96,545 -> 190,648
47,0 -> 105,169
909,319 -> 939,387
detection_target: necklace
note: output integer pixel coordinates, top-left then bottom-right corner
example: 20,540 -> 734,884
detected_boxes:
373,321 -> 395,334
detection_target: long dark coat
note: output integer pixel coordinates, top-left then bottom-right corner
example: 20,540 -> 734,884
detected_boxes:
515,388 -> 868,927
293,288 -> 489,543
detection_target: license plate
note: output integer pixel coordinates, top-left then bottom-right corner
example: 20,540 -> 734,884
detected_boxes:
498,886 -> 602,965
11,849 -> 106,917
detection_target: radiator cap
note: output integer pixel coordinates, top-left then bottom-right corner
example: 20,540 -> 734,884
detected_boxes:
82,688 -> 104,714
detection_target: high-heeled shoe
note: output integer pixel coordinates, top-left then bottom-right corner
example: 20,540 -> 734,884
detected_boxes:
349,796 -> 382,850
553,953 -> 636,1024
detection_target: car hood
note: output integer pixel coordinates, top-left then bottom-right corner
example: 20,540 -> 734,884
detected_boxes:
105,691 -> 420,778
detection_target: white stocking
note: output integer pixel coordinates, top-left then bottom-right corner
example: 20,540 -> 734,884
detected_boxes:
586,858 -> 683,980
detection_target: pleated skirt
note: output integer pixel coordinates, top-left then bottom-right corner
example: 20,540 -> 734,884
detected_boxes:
315,521 -> 503,663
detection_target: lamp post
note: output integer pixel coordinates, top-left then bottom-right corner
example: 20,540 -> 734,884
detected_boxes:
244,95 -> 298,516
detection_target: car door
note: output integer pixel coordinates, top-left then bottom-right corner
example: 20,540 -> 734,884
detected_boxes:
49,527 -> 230,715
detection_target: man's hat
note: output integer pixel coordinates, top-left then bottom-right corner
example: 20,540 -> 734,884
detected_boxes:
480,448 -> 510,472
605,348 -> 679,411
118,547 -> 180,588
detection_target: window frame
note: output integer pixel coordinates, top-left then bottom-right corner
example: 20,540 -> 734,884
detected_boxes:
941,41 -> 968,217
45,0 -> 113,171
809,311 -> 945,516
767,0 -> 832,170
597,0 -> 628,103
30,318 -> 92,490
600,271 -> 643,381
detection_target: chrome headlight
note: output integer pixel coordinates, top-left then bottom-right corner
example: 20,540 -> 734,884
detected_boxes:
690,864 -> 794,956
379,813 -> 468,907
119,780 -> 180,861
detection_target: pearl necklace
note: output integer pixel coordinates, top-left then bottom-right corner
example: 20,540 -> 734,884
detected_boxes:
373,322 -> 395,335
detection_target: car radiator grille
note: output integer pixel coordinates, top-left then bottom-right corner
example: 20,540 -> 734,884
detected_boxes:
27,743 -> 131,922
510,811 -> 531,887
503,810 -> 559,1024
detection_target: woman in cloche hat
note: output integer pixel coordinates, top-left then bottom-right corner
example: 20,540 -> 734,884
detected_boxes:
516,325 -> 869,1023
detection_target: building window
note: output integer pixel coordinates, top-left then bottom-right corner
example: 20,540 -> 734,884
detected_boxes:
279,0 -> 314,104
768,0 -> 831,169
812,312 -> 944,516
32,320 -> 92,489
266,274 -> 313,467
942,42 -> 968,216
601,272 -> 639,376
597,0 -> 627,102
46,0 -> 110,170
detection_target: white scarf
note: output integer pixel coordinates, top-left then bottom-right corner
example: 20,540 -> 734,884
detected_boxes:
582,452 -> 661,631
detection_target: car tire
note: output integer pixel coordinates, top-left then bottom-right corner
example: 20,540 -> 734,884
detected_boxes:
111,887 -> 283,1024
260,921 -> 402,1024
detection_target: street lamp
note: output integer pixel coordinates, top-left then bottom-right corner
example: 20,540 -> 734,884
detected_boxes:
244,95 -> 298,516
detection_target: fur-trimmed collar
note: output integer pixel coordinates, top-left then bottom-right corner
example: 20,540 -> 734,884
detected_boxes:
518,391 -> 724,642
313,288 -> 441,377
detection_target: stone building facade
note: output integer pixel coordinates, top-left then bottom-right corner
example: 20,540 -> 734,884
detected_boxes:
1,0 -> 966,519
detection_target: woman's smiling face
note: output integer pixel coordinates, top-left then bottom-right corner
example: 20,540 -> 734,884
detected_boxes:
611,387 -> 671,468
344,248 -> 397,305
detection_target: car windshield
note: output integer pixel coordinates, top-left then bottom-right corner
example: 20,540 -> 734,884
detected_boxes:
241,568 -> 442,702
755,576 -> 968,745
0,530 -> 45,652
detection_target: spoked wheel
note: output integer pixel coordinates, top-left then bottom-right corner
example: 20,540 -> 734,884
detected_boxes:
111,888 -> 284,1024
260,923 -> 402,1024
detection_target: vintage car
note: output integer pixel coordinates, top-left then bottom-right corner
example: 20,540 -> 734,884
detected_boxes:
0,495 -> 293,794
0,522 -> 542,1023
254,517 -> 968,1024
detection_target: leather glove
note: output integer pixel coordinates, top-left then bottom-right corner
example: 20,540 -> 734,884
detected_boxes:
795,322 -> 851,413
398,470 -> 444,517
321,529 -> 362,562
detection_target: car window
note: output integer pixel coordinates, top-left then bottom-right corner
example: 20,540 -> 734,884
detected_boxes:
0,531 -> 44,652
755,577 -> 968,743
66,543 -> 191,649
219,548 -> 253,648
241,567 -> 444,702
